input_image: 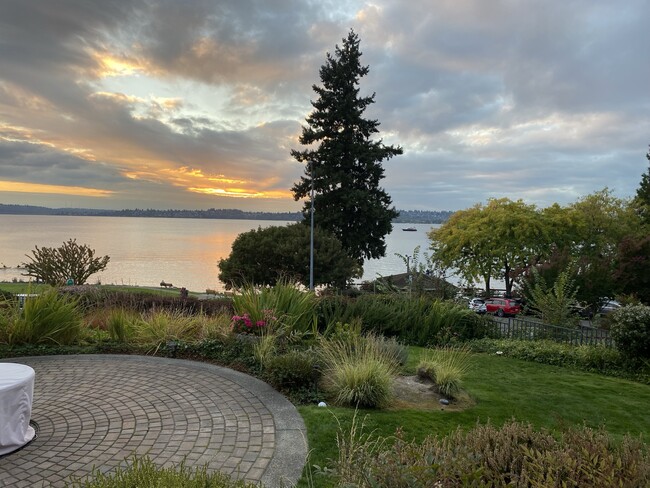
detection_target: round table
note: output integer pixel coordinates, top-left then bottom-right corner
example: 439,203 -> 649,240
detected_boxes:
0,363 -> 36,456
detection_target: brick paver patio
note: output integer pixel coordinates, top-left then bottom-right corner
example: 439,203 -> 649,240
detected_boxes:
0,355 -> 306,487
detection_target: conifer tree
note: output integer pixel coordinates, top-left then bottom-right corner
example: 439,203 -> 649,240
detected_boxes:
291,30 -> 402,265
636,147 -> 650,209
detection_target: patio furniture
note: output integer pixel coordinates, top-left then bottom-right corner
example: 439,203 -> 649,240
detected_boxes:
0,363 -> 36,455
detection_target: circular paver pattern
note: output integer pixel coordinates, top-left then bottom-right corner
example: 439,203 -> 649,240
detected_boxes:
0,355 -> 306,488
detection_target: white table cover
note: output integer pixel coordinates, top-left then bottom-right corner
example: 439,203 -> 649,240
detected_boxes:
0,363 -> 35,455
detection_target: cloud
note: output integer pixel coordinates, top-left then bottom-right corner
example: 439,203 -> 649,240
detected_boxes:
0,0 -> 648,212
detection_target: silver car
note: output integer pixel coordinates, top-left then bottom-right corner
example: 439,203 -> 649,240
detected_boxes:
468,298 -> 487,314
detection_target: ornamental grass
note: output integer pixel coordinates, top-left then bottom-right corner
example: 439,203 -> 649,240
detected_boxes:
417,345 -> 473,397
319,334 -> 401,408
66,455 -> 257,488
4,287 -> 83,345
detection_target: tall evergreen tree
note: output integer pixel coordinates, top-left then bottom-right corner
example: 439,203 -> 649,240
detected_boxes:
634,146 -> 650,226
291,30 -> 402,265
637,147 -> 650,206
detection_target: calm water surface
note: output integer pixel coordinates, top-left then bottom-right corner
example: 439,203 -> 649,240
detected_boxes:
0,215 -> 436,292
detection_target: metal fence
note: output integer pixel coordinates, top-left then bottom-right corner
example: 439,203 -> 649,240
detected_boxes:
490,316 -> 615,348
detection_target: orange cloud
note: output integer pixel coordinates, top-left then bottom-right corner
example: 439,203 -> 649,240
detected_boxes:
0,181 -> 114,197
87,50 -> 156,78
188,187 -> 291,199
122,166 -> 290,199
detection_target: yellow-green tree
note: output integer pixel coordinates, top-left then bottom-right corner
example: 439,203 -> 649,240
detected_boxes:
429,198 -> 549,297
567,188 -> 638,305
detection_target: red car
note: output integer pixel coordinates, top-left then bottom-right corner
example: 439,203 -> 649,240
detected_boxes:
485,298 -> 522,317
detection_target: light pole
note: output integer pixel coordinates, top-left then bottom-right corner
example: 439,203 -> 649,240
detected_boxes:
309,164 -> 315,291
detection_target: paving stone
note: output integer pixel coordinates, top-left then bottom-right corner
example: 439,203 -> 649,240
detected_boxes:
0,355 -> 306,487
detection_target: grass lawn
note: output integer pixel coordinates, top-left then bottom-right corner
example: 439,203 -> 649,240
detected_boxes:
0,282 -> 201,297
298,347 -> 650,487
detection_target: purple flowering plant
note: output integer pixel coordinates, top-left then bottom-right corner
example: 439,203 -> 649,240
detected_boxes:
231,309 -> 277,335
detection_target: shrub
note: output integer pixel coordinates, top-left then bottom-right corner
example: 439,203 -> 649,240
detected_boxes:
610,304 -> 650,362
189,338 -> 257,372
66,287 -> 233,317
333,419 -> 650,487
10,288 -> 83,345
417,346 -> 472,398
466,338 -> 650,383
316,294 -> 492,346
67,455 -> 257,487
318,335 -> 400,408
265,350 -> 319,390
21,239 -> 110,286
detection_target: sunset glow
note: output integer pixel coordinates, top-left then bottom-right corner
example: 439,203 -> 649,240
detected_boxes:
0,181 -> 114,198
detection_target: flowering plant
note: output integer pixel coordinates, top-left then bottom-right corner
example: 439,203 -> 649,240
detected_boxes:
231,309 -> 277,335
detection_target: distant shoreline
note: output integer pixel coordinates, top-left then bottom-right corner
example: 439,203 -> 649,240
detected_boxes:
0,204 -> 452,224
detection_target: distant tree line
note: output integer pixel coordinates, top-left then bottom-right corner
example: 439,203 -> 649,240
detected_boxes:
0,204 -> 452,224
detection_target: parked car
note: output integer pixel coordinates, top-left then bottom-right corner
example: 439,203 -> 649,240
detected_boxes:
468,297 -> 484,310
485,298 -> 522,317
468,298 -> 487,315
598,299 -> 621,315
576,299 -> 622,319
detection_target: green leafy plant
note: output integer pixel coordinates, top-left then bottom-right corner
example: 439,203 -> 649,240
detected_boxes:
232,281 -> 316,334
525,265 -> 580,327
417,346 -> 473,397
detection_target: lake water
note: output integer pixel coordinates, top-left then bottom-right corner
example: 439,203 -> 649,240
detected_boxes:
0,215 -> 437,292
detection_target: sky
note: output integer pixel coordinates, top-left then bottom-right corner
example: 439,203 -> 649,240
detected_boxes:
0,1 -> 648,213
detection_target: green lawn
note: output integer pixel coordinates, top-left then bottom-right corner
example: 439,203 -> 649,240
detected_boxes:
0,282 -> 200,297
298,348 -> 650,487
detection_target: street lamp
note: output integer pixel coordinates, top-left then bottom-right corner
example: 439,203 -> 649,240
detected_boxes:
309,164 -> 315,291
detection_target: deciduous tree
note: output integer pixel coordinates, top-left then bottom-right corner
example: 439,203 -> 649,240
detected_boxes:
291,30 -> 402,265
218,224 -> 360,289
428,198 -> 548,297
22,239 -> 110,286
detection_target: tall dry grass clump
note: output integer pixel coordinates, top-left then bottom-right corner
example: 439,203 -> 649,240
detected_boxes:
417,345 -> 473,397
7,288 -> 83,345
319,334 -> 401,408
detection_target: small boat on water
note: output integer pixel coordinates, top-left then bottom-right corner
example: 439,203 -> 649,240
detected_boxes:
402,227 -> 417,231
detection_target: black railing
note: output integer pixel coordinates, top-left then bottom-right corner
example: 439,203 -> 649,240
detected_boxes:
490,316 -> 614,348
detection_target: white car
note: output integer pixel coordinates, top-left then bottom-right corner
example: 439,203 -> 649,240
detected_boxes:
468,298 -> 487,314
